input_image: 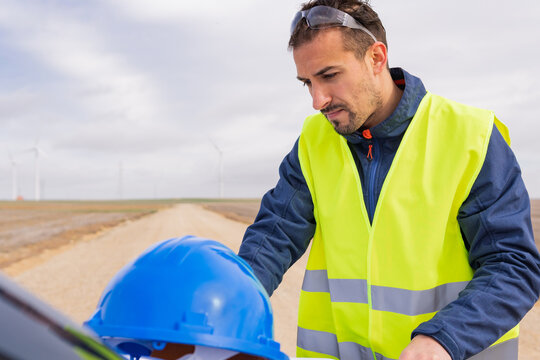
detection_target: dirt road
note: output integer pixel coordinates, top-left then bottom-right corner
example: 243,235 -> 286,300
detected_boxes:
5,203 -> 306,355
5,202 -> 539,358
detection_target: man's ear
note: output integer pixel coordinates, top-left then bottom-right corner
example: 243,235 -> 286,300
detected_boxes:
368,42 -> 388,75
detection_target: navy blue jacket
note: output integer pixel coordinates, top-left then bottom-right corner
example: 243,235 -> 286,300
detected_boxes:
238,68 -> 540,360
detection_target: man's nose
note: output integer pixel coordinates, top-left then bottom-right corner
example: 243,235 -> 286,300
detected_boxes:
311,85 -> 331,111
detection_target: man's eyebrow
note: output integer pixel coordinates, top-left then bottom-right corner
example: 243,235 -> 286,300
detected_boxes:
314,66 -> 339,77
297,66 -> 341,82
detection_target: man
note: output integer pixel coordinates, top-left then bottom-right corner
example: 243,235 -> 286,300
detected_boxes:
238,1 -> 540,360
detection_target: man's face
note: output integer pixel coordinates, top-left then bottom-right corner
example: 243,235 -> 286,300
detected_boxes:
293,28 -> 382,134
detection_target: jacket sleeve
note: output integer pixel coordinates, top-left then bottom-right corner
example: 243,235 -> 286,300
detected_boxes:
412,125 -> 540,360
238,138 -> 316,296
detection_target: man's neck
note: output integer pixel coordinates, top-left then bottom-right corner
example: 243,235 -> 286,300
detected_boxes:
366,70 -> 404,129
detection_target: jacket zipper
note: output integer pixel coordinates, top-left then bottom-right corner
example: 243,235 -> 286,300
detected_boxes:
363,129 -> 379,223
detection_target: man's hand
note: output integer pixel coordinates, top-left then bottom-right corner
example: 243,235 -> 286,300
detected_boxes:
399,334 -> 451,360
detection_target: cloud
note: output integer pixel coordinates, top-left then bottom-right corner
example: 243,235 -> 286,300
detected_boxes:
0,0 -> 538,199
0,0 -> 168,125
0,89 -> 42,121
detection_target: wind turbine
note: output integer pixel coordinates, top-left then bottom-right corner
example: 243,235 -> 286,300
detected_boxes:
118,161 -> 123,200
209,139 -> 224,199
22,140 -> 47,201
8,151 -> 18,201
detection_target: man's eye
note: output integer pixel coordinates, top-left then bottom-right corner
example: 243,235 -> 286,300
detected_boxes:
323,73 -> 337,79
302,80 -> 311,87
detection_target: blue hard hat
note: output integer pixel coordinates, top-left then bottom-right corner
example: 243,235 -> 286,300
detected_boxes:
84,236 -> 288,360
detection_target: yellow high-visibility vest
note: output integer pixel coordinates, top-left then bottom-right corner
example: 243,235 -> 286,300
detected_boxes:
296,92 -> 518,360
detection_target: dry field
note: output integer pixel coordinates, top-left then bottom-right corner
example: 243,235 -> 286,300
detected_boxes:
0,200 -> 183,269
202,200 -> 262,224
1,199 -> 539,359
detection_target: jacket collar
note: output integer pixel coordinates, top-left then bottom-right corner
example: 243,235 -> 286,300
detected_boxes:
345,68 -> 427,143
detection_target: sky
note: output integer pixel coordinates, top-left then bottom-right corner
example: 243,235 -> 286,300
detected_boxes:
0,0 -> 539,200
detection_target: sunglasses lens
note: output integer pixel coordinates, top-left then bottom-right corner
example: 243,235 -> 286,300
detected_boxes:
308,6 -> 344,29
290,11 -> 304,34
290,6 -> 348,35
309,8 -> 332,26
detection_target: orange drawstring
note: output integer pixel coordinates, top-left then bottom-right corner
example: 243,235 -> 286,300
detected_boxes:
363,129 -> 374,160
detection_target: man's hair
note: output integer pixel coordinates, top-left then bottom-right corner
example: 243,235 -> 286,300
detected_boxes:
288,0 -> 387,60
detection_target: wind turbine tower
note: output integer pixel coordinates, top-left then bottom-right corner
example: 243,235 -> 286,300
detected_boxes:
8,152 -> 18,201
210,140 -> 224,199
118,161 -> 123,200
23,142 -> 47,201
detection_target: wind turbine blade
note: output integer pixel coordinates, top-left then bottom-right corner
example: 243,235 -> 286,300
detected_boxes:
208,137 -> 224,154
36,147 -> 48,158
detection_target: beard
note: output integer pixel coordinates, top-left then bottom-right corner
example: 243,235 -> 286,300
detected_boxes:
322,106 -> 361,135
322,88 -> 383,135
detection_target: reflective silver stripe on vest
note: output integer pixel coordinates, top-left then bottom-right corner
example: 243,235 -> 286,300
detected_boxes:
468,337 -> 518,360
330,278 -> 369,303
338,341 -> 374,359
297,327 -> 397,360
302,270 -> 368,303
297,327 -> 339,358
298,326 -> 517,360
302,270 -> 330,292
371,281 -> 469,315
302,270 -> 469,315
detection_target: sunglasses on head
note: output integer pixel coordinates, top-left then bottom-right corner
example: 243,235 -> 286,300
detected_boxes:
290,5 -> 377,43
